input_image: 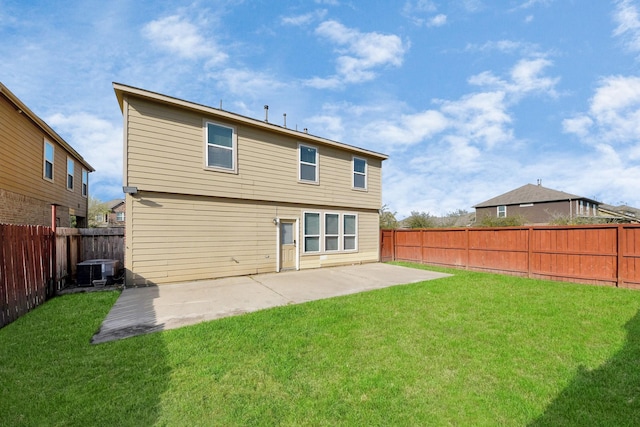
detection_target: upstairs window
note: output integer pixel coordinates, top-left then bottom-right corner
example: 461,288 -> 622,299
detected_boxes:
116,212 -> 125,222
205,122 -> 236,172
497,205 -> 507,218
299,144 -> 318,183
44,140 -> 54,181
353,157 -> 367,189
82,169 -> 88,197
67,157 -> 74,190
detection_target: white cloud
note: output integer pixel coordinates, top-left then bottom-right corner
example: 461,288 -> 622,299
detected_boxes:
209,67 -> 288,97
458,0 -> 484,13
518,0 -> 552,9
465,39 -> 542,57
613,0 -> 640,54
468,57 -> 559,98
427,14 -> 447,27
305,115 -> 344,140
562,116 -> 593,137
437,91 -> 513,148
564,75 -> 640,144
306,20 -> 407,87
403,1 -> 446,27
403,0 -> 438,14
360,110 -> 449,149
141,15 -> 228,64
281,9 -> 327,26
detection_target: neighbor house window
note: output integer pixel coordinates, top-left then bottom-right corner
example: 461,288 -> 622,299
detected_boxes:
353,157 -> 367,190
497,205 -> 506,218
82,169 -> 88,197
44,140 -> 54,181
304,212 -> 320,253
67,157 -> 74,190
299,144 -> 318,183
343,214 -> 357,251
116,212 -> 125,222
325,213 -> 340,251
205,121 -> 236,172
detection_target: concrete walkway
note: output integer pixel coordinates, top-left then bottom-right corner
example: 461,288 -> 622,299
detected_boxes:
91,263 -> 450,344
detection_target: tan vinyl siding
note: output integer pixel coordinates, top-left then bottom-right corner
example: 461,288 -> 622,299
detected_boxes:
0,93 -> 89,225
126,192 -> 380,285
125,97 -> 382,210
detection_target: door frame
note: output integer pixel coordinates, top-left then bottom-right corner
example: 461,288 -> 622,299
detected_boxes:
276,217 -> 299,272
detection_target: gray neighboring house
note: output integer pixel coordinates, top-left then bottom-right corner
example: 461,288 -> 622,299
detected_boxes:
474,183 -> 600,224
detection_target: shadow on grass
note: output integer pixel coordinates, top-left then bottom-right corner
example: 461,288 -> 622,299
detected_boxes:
530,309 -> 640,426
0,291 -> 171,426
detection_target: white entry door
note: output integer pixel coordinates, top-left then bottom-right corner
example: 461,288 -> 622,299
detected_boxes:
279,220 -> 297,270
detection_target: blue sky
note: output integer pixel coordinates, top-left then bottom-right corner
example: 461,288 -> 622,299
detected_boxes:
2,0 -> 639,217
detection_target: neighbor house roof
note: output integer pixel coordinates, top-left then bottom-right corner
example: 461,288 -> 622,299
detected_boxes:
112,82 -> 388,161
106,199 -> 124,210
0,82 -> 95,172
474,184 -> 599,208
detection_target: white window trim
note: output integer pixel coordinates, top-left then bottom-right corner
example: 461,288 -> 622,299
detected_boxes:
66,156 -> 75,191
204,120 -> 238,174
324,212 -> 341,252
298,143 -> 319,184
352,156 -> 367,191
497,205 -> 507,218
43,140 -> 54,182
343,213 -> 358,252
82,169 -> 88,197
116,212 -> 125,222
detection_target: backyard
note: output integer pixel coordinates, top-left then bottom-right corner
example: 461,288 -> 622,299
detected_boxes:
1,262 -> 639,426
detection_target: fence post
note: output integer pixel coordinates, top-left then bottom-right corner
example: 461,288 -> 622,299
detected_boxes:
617,224 -> 624,288
528,226 -> 533,278
393,229 -> 397,262
49,205 -> 57,298
465,228 -> 470,270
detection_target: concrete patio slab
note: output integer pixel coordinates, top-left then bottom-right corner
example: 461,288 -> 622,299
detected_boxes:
91,263 -> 449,344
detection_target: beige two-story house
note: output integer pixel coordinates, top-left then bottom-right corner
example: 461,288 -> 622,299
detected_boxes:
0,82 -> 94,227
114,83 -> 388,286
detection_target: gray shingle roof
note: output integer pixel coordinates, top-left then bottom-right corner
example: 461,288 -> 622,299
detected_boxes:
473,184 -> 598,208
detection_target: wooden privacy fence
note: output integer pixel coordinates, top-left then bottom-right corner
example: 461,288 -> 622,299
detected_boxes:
381,225 -> 640,289
55,227 -> 124,289
0,224 -> 53,328
2,225 -> 125,329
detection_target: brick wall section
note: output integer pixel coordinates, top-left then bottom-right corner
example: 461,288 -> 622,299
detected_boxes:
0,188 -> 70,227
108,202 -> 126,227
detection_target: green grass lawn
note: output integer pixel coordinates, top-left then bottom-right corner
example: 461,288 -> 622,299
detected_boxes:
2,263 -> 640,426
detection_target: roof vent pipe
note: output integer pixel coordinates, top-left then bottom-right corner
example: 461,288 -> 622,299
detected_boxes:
264,105 -> 269,122
304,128 -> 308,133
283,113 -> 287,128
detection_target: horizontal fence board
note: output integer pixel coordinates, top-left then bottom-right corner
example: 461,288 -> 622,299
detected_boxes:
382,224 -> 640,288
